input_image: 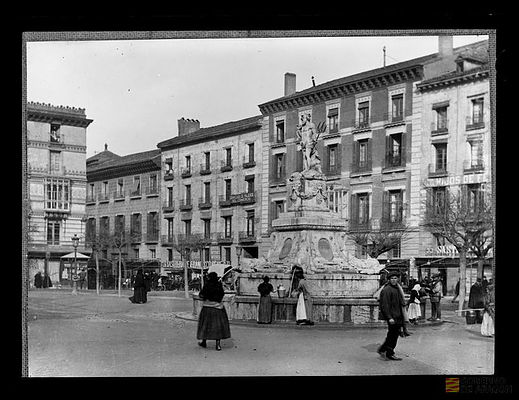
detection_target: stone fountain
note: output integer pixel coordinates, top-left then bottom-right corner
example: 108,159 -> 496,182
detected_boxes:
193,114 -> 385,325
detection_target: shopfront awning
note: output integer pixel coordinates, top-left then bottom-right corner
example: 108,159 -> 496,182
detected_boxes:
61,252 -> 90,260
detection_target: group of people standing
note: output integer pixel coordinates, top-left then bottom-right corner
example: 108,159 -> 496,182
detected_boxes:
33,271 -> 53,289
468,276 -> 495,337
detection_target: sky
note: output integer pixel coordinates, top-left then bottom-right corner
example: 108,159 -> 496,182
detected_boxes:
25,32 -> 489,158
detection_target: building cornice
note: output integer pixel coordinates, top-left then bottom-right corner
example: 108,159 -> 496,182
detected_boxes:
416,68 -> 489,92
87,159 -> 160,182
27,102 -> 93,128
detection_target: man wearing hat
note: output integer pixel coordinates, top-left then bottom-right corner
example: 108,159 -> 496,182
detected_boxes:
377,272 -> 406,361
428,273 -> 443,321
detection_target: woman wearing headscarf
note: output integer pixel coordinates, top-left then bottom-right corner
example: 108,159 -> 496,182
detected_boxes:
407,283 -> 422,325
129,269 -> 146,304
197,272 -> 231,351
257,276 -> 274,324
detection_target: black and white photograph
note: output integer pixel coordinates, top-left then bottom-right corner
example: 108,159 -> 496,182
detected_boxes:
21,28 -> 505,388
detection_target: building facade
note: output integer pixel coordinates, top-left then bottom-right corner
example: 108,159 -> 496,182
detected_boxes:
157,116 -> 264,268
412,40 -> 491,294
26,102 -> 93,286
85,146 -> 162,288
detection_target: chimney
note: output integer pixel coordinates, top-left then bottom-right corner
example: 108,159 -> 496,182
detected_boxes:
178,118 -> 200,136
284,72 -> 296,96
104,143 -> 108,151
438,35 -> 453,58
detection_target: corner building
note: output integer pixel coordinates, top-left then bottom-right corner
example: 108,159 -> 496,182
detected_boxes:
26,102 -> 93,286
257,38 -> 489,276
157,116 -> 264,266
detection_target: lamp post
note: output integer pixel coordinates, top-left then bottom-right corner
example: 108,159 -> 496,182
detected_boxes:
71,234 -> 79,296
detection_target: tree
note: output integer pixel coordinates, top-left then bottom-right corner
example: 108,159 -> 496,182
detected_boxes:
348,226 -> 411,259
110,228 -> 141,297
422,184 -> 493,311
85,229 -> 111,295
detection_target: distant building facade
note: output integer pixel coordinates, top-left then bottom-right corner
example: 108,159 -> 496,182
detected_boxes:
157,116 -> 264,268
85,146 -> 162,288
26,102 -> 93,286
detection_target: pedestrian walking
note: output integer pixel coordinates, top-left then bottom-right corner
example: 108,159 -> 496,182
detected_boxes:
129,269 -> 146,304
407,283 -> 422,324
377,272 -> 406,361
418,282 -> 428,320
468,278 -> 485,323
481,283 -> 495,337
34,271 -> 43,289
428,273 -> 443,321
197,272 -> 231,351
79,268 -> 86,290
257,276 -> 274,324
292,267 -> 314,326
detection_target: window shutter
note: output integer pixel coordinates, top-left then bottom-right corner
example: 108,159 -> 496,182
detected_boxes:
385,135 -> 392,167
337,143 -> 342,170
351,193 -> 358,223
382,191 -> 390,224
400,132 -> 406,165
367,138 -> 373,167
323,145 -> 329,174
352,141 -> 359,169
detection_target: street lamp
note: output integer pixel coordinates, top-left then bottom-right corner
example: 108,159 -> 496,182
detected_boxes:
71,234 -> 79,295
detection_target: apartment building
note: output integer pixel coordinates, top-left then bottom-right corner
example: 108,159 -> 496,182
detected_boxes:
26,102 -> 93,286
412,38 -> 491,294
85,146 -> 162,288
157,116 -> 264,267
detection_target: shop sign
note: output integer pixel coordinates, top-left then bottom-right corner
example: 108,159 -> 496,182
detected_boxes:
425,245 -> 461,256
424,173 -> 488,188
230,192 -> 255,205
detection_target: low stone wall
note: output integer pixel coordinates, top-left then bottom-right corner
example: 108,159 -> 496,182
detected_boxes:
192,293 -> 385,325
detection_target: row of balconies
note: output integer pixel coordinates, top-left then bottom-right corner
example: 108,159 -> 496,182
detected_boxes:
168,191 -> 257,212
165,157 -> 257,181
428,159 -> 485,177
160,231 -> 258,246
431,116 -> 485,136
87,186 -> 159,204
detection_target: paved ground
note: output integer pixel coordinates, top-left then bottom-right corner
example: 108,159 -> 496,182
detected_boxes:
25,288 -> 495,377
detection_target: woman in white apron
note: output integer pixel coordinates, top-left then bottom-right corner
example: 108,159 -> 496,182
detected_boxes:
293,269 -> 314,326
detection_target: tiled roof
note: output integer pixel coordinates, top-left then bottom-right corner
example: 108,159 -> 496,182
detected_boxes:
87,149 -> 161,172
157,115 -> 263,150
417,64 -> 489,88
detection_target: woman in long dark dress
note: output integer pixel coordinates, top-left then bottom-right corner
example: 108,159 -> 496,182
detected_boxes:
257,276 -> 274,324
197,272 -> 231,351
129,269 -> 146,304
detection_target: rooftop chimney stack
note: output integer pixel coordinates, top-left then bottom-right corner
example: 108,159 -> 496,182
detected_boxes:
438,35 -> 453,58
104,143 -> 108,151
284,72 -> 296,96
178,118 -> 201,136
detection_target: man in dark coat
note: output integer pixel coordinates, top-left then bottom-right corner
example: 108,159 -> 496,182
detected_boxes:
129,269 -> 146,304
469,278 -> 485,323
34,271 -> 43,288
377,272 -> 406,361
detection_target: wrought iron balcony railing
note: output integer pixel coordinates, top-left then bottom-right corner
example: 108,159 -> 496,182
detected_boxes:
351,118 -> 371,131
466,115 -> 485,131
350,161 -> 372,174
220,160 -> 233,172
164,170 -> 174,181
428,163 -> 448,177
198,197 -> 213,209
242,156 -> 256,168
349,219 -> 372,232
179,199 -> 193,211
238,231 -> 256,243
383,112 -> 405,125
463,159 -> 485,172
162,200 -> 175,213
181,168 -> 192,178
431,120 -> 449,136
216,232 -> 233,243
199,163 -> 212,175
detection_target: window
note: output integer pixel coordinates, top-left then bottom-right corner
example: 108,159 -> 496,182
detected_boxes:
204,152 -> 211,170
165,158 -> 173,176
131,214 -> 141,240
353,139 -> 371,173
102,181 -> 109,199
45,178 -> 70,210
100,216 -> 110,237
86,218 -> 96,242
184,219 -> 192,236
88,184 -> 95,201
185,184 -> 191,205
117,179 -> 124,197
466,184 -> 483,214
248,143 -> 255,163
203,219 -> 211,239
468,140 -> 483,169
167,187 -> 174,207
149,174 -> 158,194
225,179 -> 232,200
275,120 -> 285,143
150,249 -> 156,258
50,124 -> 61,143
391,94 -> 404,121
167,218 -> 174,241
471,98 -> 484,124
327,189 -> 348,218
434,143 -> 447,172
384,190 -> 404,224
328,144 -> 338,171
225,148 -> 232,167
147,212 -> 159,241
204,182 -> 211,203
434,106 -> 448,131
134,248 -> 140,259
246,176 -> 255,193
167,249 -> 173,262
185,155 -> 191,172
224,247 -> 231,263
50,151 -> 61,174
386,133 -> 404,168
358,101 -> 370,127
273,153 -> 286,180
357,193 -> 370,224
132,176 -> 141,196
391,240 -> 401,258
246,210 -> 255,236
273,200 -> 285,220
46,220 -> 60,245
432,186 -> 447,215
115,215 -> 125,235
328,107 -> 339,133
224,216 -> 232,237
